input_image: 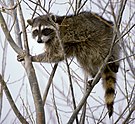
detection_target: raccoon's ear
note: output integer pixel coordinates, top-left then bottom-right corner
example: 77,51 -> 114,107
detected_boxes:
27,19 -> 34,26
55,16 -> 65,24
48,14 -> 64,24
50,14 -> 56,22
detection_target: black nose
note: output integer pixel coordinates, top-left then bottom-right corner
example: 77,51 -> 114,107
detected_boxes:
37,38 -> 43,43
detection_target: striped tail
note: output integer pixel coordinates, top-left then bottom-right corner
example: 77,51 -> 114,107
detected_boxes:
102,66 -> 116,118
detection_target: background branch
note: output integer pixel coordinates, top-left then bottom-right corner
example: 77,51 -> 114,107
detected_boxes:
0,11 -> 24,55
43,63 -> 58,105
0,74 -> 28,124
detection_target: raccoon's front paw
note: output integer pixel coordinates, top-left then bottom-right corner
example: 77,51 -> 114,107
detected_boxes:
17,54 -> 24,61
17,51 -> 26,62
86,80 -> 93,91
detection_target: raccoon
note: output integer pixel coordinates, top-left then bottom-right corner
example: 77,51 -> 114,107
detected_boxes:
18,12 -> 120,117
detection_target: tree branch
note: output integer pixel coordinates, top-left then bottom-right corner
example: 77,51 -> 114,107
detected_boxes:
0,74 -> 28,124
17,1 -> 45,123
66,59 -> 79,124
0,11 -> 24,55
43,63 -> 58,105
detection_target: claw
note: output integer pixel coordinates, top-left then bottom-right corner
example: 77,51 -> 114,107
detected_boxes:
17,54 -> 24,61
17,51 -> 26,62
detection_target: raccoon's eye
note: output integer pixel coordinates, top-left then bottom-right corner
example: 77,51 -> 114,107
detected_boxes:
32,29 -> 38,37
42,28 -> 54,36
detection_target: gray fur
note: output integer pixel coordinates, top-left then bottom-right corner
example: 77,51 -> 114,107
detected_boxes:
27,12 -> 120,117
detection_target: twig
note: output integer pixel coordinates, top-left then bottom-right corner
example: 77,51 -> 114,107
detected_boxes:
66,59 -> 79,124
79,74 -> 88,124
52,81 -> 61,124
80,102 -> 86,124
0,38 -> 8,119
0,0 -> 22,10
0,74 -> 28,124
20,96 -> 34,124
77,0 -> 88,14
23,0 -> 41,16
0,75 -> 25,123
122,96 -> 135,124
0,11 -> 24,55
43,63 -> 58,105
10,0 -> 23,48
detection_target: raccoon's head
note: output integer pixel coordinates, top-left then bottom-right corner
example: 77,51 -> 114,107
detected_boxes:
27,14 -> 57,44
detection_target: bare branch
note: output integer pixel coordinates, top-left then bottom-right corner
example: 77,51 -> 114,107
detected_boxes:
0,38 -> 8,119
66,59 -> 79,124
0,11 -> 24,55
80,74 -> 88,124
123,96 -> 135,123
0,74 -> 28,124
52,81 -> 61,124
9,0 -> 23,48
43,63 -> 58,105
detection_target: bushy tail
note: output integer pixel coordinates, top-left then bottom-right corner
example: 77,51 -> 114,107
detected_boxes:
102,67 -> 116,118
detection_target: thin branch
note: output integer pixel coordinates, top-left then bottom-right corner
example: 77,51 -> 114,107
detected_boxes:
0,74 -> 28,124
79,73 -> 88,124
0,74 -> 26,123
123,96 -> 135,124
0,36 -> 8,119
80,101 -> 86,124
66,59 -> 79,124
121,42 -> 135,77
9,0 -> 23,48
20,96 -> 34,124
0,0 -> 22,11
43,63 -> 58,105
77,0 -> 88,14
52,81 -> 61,124
0,11 -> 24,55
